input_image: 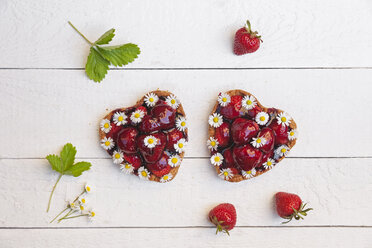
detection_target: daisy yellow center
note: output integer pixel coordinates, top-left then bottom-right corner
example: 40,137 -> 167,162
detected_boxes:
247,100 -> 252,105
125,164 -> 131,169
104,141 -> 110,146
171,158 -> 178,164
81,199 -> 86,204
281,117 -> 287,122
149,98 -> 154,102
223,171 -> 229,176
86,186 -> 90,192
171,99 -> 176,104
181,121 -> 186,127
247,170 -> 252,174
281,148 -> 286,153
71,203 -> 75,207
256,138 -> 261,144
260,116 -> 265,121
214,156 -> 220,162
210,141 -> 216,146
115,153 -> 121,159
141,171 -> 148,177
213,117 -> 219,123
148,138 -> 154,144
134,113 -> 140,118
104,123 -> 109,128
178,143 -> 184,148
80,205 -> 84,210
118,116 -> 124,121
222,97 -> 227,102
91,212 -> 95,217
163,175 -> 169,180
267,161 -> 272,166
290,131 -> 294,136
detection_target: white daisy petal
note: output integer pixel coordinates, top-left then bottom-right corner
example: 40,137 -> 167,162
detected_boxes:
160,173 -> 173,183
207,137 -> 219,151
120,162 -> 134,174
68,201 -> 79,210
168,155 -> 181,167
144,135 -> 158,148
176,116 -> 187,132
208,113 -> 223,128
276,112 -> 292,126
130,109 -> 145,124
288,129 -> 298,140
251,137 -> 266,148
210,153 -> 224,166
174,138 -> 187,153
263,158 -> 276,170
78,196 -> 87,206
101,137 -> 114,150
255,112 -> 269,125
113,112 -> 128,126
138,167 -> 150,180
112,150 -> 124,164
165,94 -> 180,109
242,95 -> 257,110
242,168 -> 256,179
85,184 -> 93,194
217,93 -> 231,107
88,210 -> 96,221
100,119 -> 111,133
144,93 -> 159,107
275,145 -> 290,157
218,168 -> 233,180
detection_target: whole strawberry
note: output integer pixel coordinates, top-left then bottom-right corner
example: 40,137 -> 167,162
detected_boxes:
233,20 -> 262,55
208,203 -> 236,235
275,192 -> 313,224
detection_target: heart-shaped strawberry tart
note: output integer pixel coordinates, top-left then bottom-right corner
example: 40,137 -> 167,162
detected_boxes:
99,90 -> 188,183
207,89 -> 297,182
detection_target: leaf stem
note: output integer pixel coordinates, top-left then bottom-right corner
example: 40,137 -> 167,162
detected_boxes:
68,21 -> 94,46
61,214 -> 89,220
58,209 -> 74,223
46,174 -> 62,212
50,207 -> 68,223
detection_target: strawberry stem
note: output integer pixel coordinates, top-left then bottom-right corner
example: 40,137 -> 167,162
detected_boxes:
281,202 -> 313,224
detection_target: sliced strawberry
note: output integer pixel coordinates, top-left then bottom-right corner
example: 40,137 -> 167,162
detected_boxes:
232,144 -> 263,171
246,105 -> 262,119
269,121 -> 289,145
137,132 -> 167,163
257,127 -> 275,153
231,118 -> 259,145
146,152 -> 171,177
220,95 -> 242,120
222,148 -> 235,168
215,122 -> 231,148
117,127 -> 139,154
166,129 -> 184,151
123,153 -> 142,169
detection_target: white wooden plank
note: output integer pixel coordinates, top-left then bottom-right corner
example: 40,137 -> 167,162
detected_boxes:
0,227 -> 371,248
1,69 -> 372,158
1,0 -> 372,68
0,158 -> 371,227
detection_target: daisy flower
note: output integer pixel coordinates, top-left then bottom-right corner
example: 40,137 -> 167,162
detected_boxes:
263,158 -> 276,170
276,112 -> 292,126
78,196 -> 87,206
275,145 -> 290,157
120,162 -> 134,174
242,95 -> 257,110
176,116 -> 187,132
144,93 -> 159,107
79,204 -> 85,213
100,137 -> 114,150
251,137 -> 266,148
112,150 -> 124,164
288,129 -> 298,140
168,154 -> 181,167
165,94 -> 180,109
88,210 -> 96,221
255,112 -> 269,125
68,201 -> 79,210
208,113 -> 223,128
100,119 -> 111,133
218,168 -> 233,180
217,93 -> 231,107
144,135 -> 158,149
174,138 -> 187,153
207,137 -> 219,151
210,153 -> 223,166
130,109 -> 145,124
138,167 -> 150,180
85,184 -> 93,194
113,112 -> 127,126
242,168 -> 256,179
160,173 -> 173,183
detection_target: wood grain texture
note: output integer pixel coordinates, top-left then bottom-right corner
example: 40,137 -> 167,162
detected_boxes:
1,69 -> 372,158
1,0 -> 372,68
1,227 -> 371,248
0,158 -> 371,227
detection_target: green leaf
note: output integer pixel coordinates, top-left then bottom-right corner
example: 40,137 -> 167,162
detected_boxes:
64,162 -> 92,177
85,47 -> 110,82
95,28 -> 115,45
97,43 -> 140,67
60,143 -> 77,172
46,154 -> 63,173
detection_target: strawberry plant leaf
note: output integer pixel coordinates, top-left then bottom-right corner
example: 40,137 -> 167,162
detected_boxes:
64,162 -> 92,177
97,43 -> 140,67
95,28 -> 115,45
46,154 -> 63,173
60,143 -> 77,172
85,47 -> 110,83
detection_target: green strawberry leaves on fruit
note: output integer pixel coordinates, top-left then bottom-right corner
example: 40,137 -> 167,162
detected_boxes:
46,143 -> 92,212
68,21 -> 140,83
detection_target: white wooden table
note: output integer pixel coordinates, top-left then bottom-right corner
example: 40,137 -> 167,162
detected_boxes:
0,0 -> 371,247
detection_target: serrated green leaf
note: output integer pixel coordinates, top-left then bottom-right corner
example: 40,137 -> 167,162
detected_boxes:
46,154 -> 63,173
95,28 -> 115,45
60,143 -> 77,172
64,162 -> 92,177
97,43 -> 140,67
85,47 -> 110,82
